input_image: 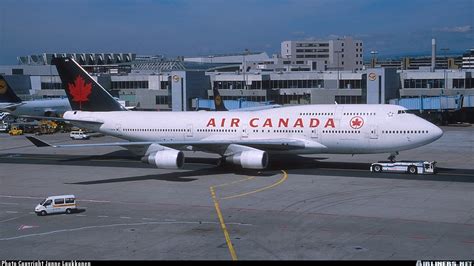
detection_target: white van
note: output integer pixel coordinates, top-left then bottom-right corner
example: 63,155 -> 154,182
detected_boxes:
69,130 -> 90,140
35,195 -> 77,216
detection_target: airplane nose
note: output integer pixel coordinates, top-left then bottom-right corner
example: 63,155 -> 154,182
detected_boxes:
430,124 -> 443,141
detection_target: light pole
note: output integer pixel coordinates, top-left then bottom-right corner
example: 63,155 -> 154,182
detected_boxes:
441,48 -> 449,92
370,50 -> 378,68
243,49 -> 250,90
334,50 -> 342,89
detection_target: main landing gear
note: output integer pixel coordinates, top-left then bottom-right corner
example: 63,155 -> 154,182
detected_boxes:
388,152 -> 399,162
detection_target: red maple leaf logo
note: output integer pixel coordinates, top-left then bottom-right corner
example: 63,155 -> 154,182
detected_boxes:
68,76 -> 92,108
352,119 -> 362,127
350,116 -> 364,129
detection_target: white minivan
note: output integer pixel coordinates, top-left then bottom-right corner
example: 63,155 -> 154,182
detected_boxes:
35,195 -> 77,216
69,130 -> 90,140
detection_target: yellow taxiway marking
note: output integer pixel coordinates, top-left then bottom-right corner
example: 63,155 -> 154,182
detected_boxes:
208,170 -> 288,260
222,170 -> 288,200
209,186 -> 238,261
213,176 -> 256,189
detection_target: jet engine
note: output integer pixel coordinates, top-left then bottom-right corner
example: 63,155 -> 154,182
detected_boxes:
143,149 -> 185,169
226,150 -> 268,169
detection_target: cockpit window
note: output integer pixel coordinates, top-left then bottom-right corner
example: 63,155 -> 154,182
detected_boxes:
397,110 -> 407,114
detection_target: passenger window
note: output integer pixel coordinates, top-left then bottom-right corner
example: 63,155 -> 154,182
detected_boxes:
65,198 -> 75,204
54,199 -> 64,205
44,200 -> 52,206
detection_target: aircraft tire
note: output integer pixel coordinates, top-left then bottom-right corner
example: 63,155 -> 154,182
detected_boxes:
408,165 -> 417,174
373,164 -> 382,173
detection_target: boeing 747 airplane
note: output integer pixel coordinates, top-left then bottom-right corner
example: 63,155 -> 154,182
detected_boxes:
0,75 -> 71,117
26,57 -> 443,170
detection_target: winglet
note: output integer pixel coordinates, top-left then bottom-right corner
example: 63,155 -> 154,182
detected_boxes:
26,136 -> 53,147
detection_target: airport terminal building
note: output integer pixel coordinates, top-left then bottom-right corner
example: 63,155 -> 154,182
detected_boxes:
0,39 -> 473,123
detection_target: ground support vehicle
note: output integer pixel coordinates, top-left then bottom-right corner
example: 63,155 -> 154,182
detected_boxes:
370,161 -> 436,174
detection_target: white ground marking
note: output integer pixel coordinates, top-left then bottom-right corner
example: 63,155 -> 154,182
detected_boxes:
0,214 -> 30,223
0,220 -> 253,241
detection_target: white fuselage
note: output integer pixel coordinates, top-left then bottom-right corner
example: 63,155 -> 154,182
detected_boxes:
0,98 -> 71,117
64,104 -> 443,155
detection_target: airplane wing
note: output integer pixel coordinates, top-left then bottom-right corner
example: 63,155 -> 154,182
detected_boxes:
26,136 -> 327,152
0,103 -> 25,112
233,104 -> 282,112
211,87 -> 281,112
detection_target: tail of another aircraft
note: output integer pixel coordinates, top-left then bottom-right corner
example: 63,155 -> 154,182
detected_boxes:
213,87 -> 228,111
0,75 -> 22,103
52,57 -> 126,111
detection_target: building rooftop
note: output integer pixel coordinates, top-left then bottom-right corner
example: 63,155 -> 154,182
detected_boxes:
17,53 -> 136,66
131,59 -> 236,72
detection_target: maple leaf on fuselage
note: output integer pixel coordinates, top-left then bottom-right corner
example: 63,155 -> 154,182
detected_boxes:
68,76 -> 92,103
352,118 -> 362,127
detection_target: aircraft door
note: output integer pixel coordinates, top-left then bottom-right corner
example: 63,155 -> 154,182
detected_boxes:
186,124 -> 193,138
115,123 -> 122,136
242,125 -> 248,138
370,125 -> 378,139
334,105 -> 344,120
311,128 -> 319,139
334,105 -> 344,130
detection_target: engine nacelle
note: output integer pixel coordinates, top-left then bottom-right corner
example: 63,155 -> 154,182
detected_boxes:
143,149 -> 185,169
226,150 -> 268,169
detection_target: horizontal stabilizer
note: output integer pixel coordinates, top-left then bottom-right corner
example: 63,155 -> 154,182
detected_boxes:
0,103 -> 24,112
19,115 -> 103,125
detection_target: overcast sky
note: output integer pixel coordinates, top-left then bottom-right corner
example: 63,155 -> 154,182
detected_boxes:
0,0 -> 472,64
